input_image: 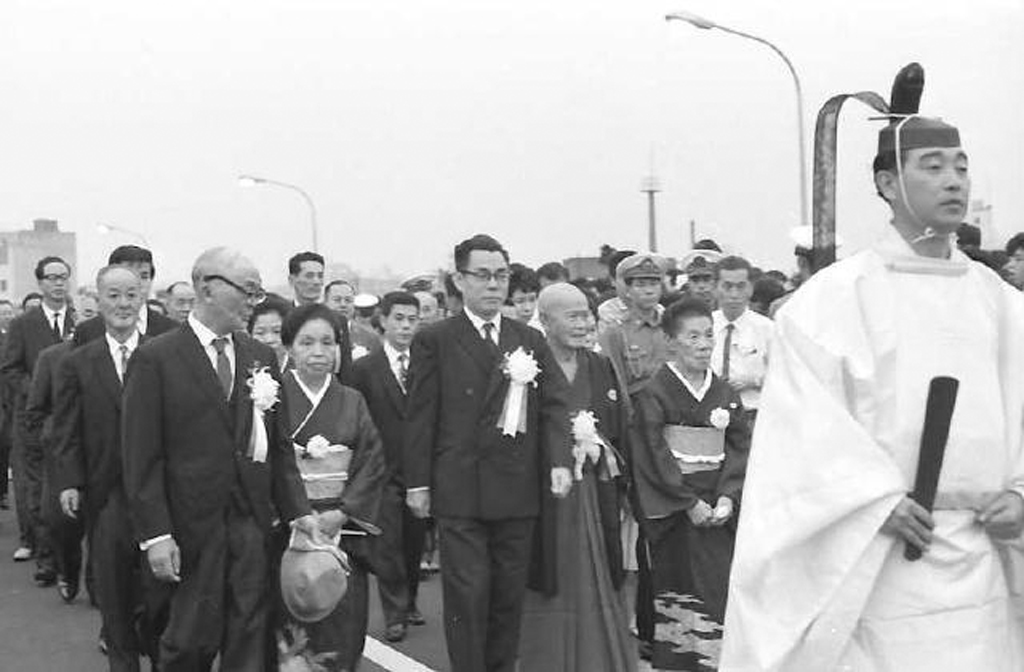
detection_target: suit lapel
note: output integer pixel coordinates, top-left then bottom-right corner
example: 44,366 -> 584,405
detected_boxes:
232,332 -> 256,455
89,343 -> 123,409
174,325 -> 232,429
453,313 -> 499,377
375,350 -> 406,417
483,319 -> 524,409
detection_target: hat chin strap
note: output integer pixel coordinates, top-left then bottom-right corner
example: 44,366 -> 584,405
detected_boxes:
894,115 -> 954,247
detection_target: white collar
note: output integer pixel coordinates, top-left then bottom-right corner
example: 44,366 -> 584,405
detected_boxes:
137,306 -> 149,335
667,362 -> 713,402
187,312 -> 233,348
715,308 -> 749,328
290,369 -> 329,409
105,330 -> 140,355
383,339 -> 409,367
41,303 -> 66,323
464,307 -> 501,335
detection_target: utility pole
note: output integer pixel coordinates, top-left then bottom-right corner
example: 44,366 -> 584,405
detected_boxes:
640,175 -> 661,252
689,219 -> 697,248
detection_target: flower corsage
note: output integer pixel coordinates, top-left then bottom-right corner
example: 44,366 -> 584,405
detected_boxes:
497,347 -> 540,437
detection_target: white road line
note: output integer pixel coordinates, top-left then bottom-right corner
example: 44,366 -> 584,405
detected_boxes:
363,636 -> 439,672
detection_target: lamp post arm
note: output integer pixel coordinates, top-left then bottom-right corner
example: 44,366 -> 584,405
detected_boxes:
716,26 -> 809,229
259,179 -> 319,252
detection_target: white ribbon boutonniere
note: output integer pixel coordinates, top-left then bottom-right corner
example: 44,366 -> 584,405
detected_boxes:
247,366 -> 280,463
570,410 -> 622,481
497,347 -> 540,437
709,407 -> 731,430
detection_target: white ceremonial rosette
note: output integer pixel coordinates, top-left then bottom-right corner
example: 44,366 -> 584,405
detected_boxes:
570,410 -> 622,481
294,434 -> 353,502
497,347 -> 540,437
709,407 -> 731,430
247,367 -> 280,463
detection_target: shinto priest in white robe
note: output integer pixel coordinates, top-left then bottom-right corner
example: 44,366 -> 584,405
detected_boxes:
720,227 -> 1024,671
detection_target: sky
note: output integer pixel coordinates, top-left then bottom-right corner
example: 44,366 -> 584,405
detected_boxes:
1,0 -> 1022,287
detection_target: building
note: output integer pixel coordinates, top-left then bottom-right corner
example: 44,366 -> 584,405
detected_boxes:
0,219 -> 77,303
563,256 -> 608,281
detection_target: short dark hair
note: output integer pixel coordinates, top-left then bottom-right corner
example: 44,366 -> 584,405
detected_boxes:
608,250 -> 636,279
281,303 -> 342,347
108,245 -> 155,277
288,252 -> 325,277
715,255 -> 753,280
147,299 -> 167,315
35,256 -> 70,280
693,239 -> 722,253
248,296 -> 290,334
509,265 -> 540,296
454,234 -> 509,271
380,291 -> 420,317
872,150 -> 911,201
661,297 -> 713,338
751,277 -> 786,308
21,292 -> 43,308
536,262 -> 569,283
324,279 -> 354,296
1006,233 -> 1024,257
443,272 -> 462,299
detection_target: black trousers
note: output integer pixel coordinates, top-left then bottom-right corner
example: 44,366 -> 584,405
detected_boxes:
11,410 -> 44,551
437,516 -> 535,672
94,491 -> 148,672
0,412 -> 12,499
374,483 -> 427,627
41,440 -> 83,580
157,505 -> 267,672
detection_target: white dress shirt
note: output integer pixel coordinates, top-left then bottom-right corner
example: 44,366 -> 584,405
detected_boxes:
383,340 -> 411,392
464,308 -> 502,345
711,308 -> 774,410
136,306 -> 149,336
41,303 -> 69,337
188,312 -> 235,394
105,330 -> 140,382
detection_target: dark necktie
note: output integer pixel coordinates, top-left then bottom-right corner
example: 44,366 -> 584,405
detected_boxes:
119,344 -> 130,383
397,352 -> 409,393
482,322 -> 500,357
52,314 -> 62,341
212,337 -> 233,400
721,323 -> 735,380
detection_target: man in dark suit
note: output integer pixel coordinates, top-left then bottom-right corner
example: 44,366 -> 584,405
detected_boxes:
122,247 -> 317,671
25,337 -> 81,599
74,245 -> 177,344
351,290 -> 426,643
54,266 -> 152,671
1,256 -> 74,568
0,298 -> 17,510
403,234 -> 573,672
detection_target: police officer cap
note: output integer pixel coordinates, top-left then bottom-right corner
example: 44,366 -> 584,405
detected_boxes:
617,253 -> 667,282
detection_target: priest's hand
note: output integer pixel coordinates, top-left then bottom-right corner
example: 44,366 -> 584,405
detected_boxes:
407,489 -> 431,519
687,499 -> 714,527
317,509 -> 348,539
709,496 -> 734,526
977,491 -> 1024,540
59,488 -> 81,519
550,467 -> 573,498
881,496 -> 934,553
147,538 -> 181,583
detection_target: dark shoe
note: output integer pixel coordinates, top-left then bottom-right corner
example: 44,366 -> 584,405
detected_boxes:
384,623 -> 406,643
34,568 -> 57,587
406,608 -> 425,626
638,641 -> 653,662
98,633 -> 108,655
58,579 -> 78,603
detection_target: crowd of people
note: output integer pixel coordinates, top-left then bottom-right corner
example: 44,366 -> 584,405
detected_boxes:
0,110 -> 1022,672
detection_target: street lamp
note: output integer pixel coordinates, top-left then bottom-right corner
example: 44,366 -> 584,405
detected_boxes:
96,223 -> 151,247
238,174 -> 319,252
666,10 -> 809,230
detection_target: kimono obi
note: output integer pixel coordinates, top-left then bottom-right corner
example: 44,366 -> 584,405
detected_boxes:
294,438 -> 353,504
664,425 -> 725,475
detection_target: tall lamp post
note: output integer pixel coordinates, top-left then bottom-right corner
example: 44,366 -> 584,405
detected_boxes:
238,174 -> 319,252
666,10 -> 809,230
96,223 -> 151,247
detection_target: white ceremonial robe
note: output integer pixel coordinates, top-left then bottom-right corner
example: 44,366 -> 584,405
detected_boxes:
720,228 -> 1024,672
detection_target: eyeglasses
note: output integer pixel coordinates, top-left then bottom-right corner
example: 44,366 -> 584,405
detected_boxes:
204,275 -> 266,304
459,268 -> 511,284
42,273 -> 69,283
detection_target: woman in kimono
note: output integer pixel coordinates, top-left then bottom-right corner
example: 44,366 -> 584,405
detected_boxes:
248,297 -> 290,370
272,304 -> 386,672
631,298 -> 749,671
518,283 -> 635,672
